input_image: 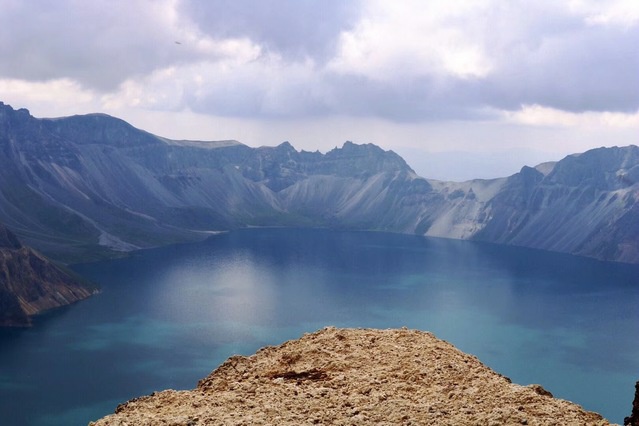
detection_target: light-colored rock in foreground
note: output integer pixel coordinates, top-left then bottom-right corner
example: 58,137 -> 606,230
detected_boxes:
91,327 -> 611,425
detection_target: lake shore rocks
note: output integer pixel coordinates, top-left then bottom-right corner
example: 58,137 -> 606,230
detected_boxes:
91,327 -> 611,425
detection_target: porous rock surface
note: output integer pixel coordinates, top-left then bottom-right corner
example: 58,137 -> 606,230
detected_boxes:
92,327 -> 611,425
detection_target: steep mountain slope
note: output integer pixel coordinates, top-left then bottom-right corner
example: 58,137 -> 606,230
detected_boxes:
0,102 -> 425,262
474,146 -> 639,263
0,223 -> 94,326
1,102 -> 637,264
0,103 -> 281,261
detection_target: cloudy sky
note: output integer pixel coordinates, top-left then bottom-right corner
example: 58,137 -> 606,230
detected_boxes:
1,0 -> 637,180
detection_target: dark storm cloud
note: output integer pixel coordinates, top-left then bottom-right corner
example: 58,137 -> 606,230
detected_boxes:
479,23 -> 639,113
0,0 -> 636,121
317,3 -> 639,120
178,1 -> 639,121
0,0 -> 360,91
0,0 -> 203,90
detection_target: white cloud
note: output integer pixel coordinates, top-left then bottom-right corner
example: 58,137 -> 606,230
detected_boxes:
102,51 -> 324,118
503,104 -> 639,128
328,0 -> 493,81
2,0 -> 636,121
0,78 -> 98,116
101,36 -> 263,112
569,0 -> 639,27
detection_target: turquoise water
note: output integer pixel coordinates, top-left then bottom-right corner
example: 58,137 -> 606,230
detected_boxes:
0,228 -> 637,425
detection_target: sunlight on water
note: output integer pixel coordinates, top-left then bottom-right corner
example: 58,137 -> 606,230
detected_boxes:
0,228 -> 637,425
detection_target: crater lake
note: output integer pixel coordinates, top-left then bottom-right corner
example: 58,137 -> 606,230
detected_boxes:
0,228 -> 637,425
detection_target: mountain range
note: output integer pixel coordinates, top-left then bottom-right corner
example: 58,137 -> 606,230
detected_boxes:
0,103 -> 639,263
1,101 -> 638,268
1,100 -> 638,323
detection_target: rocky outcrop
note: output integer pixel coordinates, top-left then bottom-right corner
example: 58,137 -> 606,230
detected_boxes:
91,327 -> 610,425
0,223 -> 94,326
625,381 -> 639,426
1,101 -> 638,264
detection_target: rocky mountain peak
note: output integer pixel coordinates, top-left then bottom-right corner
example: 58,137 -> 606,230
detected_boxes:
42,113 -> 163,148
0,102 -> 33,132
0,101 -> 22,113
546,145 -> 639,190
275,141 -> 295,151
322,141 -> 413,176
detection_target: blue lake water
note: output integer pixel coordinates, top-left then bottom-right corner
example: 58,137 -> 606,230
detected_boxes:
0,228 -> 637,425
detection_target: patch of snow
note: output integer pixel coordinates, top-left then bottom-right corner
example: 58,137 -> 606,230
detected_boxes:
98,232 -> 138,252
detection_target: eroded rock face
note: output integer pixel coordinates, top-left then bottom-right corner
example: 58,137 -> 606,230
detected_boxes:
0,224 -> 94,326
91,327 -> 610,426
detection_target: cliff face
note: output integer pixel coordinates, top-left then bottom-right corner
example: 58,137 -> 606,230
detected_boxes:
0,223 -> 94,326
1,101 -> 638,264
471,147 -> 639,263
91,327 -> 610,425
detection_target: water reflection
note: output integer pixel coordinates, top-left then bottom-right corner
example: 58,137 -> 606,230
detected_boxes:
0,228 -> 637,425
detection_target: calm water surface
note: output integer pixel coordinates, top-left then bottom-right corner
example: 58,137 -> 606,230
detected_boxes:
0,228 -> 637,425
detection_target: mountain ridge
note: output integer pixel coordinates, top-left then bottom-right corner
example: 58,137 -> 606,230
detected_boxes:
1,101 -> 637,264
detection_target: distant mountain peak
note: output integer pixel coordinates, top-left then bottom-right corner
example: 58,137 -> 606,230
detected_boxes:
0,101 -> 31,120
